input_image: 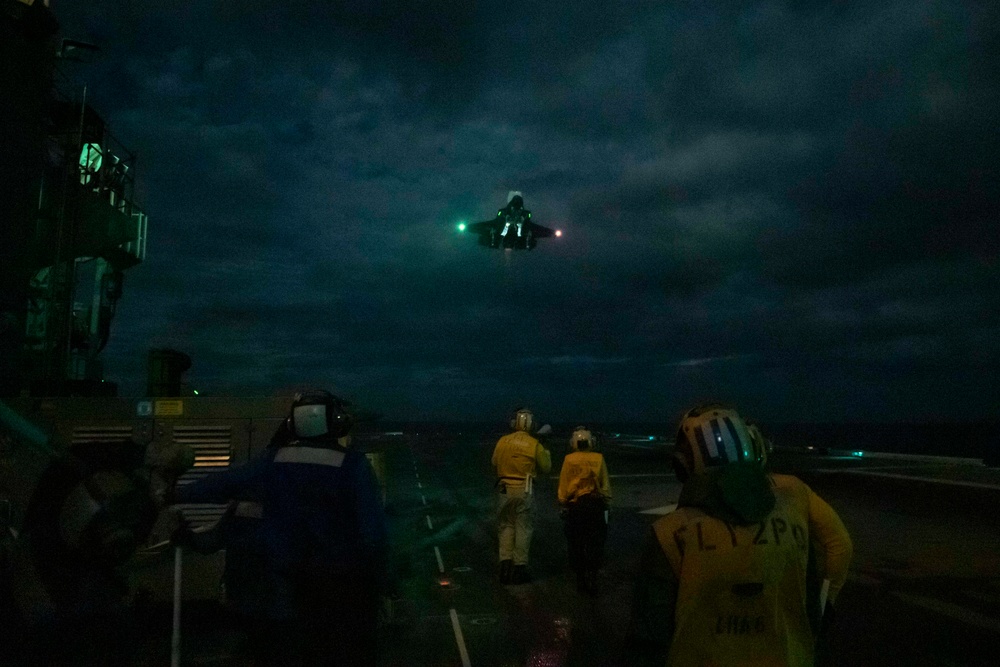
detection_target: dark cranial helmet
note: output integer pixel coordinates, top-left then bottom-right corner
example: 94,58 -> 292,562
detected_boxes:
289,390 -> 353,440
673,403 -> 756,479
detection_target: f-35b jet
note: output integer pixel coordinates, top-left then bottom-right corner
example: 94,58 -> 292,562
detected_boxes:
461,191 -> 560,250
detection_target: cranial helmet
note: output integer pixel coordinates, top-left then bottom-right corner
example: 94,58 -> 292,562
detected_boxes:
511,408 -> 535,433
570,426 -> 594,451
673,403 -> 756,480
288,390 -> 353,440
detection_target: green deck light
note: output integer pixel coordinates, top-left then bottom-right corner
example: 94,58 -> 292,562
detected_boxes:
457,222 -> 466,231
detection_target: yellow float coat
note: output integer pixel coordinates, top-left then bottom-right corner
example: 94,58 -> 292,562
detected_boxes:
557,450 -> 611,505
492,431 -> 551,487
649,473 -> 852,667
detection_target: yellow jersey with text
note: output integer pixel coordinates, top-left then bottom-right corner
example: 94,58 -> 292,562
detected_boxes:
651,474 -> 846,667
557,450 -> 611,505
492,431 -> 552,487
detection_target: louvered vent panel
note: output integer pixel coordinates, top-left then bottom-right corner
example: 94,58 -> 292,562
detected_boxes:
72,425 -> 134,443
173,424 -> 233,528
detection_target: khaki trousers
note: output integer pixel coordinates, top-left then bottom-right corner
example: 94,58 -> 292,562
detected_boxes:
497,484 -> 534,565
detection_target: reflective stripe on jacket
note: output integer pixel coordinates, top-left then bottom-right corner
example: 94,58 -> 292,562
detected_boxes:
557,450 -> 611,505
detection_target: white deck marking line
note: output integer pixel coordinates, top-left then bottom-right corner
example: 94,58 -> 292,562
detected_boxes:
639,503 -> 678,515
450,608 -> 472,667
434,546 -> 445,573
426,515 -> 434,530
822,469 -> 1000,491
422,495 -> 427,506
417,482 -> 422,489
814,464 -> 942,473
834,451 -> 982,465
892,591 -> 1000,633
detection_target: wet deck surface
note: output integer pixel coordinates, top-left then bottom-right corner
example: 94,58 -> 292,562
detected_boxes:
126,434 -> 1000,666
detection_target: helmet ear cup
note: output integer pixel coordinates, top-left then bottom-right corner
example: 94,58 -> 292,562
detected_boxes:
747,424 -> 767,466
328,409 -> 353,439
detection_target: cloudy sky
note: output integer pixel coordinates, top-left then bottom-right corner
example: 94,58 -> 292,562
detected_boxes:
54,0 -> 998,422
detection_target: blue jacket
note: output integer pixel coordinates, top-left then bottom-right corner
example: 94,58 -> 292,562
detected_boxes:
175,440 -> 389,617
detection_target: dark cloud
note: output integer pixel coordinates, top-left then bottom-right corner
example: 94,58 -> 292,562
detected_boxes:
47,0 -> 1000,422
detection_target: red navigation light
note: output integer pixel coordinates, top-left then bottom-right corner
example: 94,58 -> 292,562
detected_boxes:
555,230 -> 563,237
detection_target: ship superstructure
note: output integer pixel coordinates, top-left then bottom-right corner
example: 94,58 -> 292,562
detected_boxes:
2,0 -> 147,399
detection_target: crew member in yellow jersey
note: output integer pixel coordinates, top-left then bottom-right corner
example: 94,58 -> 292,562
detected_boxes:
492,408 -> 552,584
628,403 -> 852,666
558,426 -> 611,595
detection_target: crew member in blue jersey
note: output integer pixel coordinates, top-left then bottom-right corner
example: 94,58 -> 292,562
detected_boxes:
174,390 -> 388,666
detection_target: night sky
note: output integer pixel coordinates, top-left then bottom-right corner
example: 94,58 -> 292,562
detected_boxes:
53,1 -> 998,423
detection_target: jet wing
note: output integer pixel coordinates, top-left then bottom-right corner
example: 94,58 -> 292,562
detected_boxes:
467,220 -> 501,233
525,221 -> 554,238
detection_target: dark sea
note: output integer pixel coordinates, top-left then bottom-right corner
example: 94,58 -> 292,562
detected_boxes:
373,421 -> 1000,460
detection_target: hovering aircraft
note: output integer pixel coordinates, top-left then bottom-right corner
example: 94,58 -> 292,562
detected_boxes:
458,191 -> 561,250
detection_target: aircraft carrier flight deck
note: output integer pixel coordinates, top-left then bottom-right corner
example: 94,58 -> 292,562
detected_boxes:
128,430 -> 1000,667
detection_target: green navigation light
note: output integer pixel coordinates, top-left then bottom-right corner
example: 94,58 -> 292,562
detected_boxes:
457,222 -> 466,231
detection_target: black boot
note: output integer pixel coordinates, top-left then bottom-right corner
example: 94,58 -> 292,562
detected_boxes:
499,559 -> 513,584
511,564 -> 531,585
